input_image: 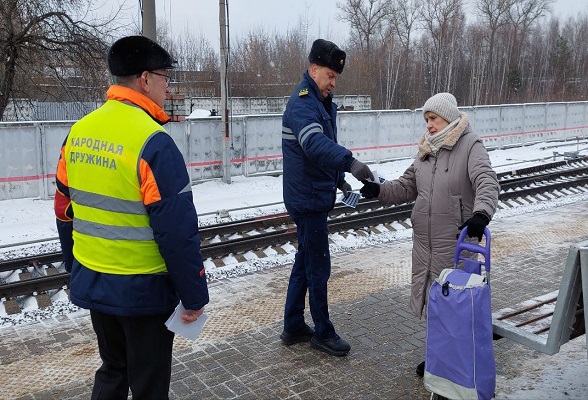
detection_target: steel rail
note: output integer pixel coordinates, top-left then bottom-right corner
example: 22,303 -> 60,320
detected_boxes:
3,166 -> 588,301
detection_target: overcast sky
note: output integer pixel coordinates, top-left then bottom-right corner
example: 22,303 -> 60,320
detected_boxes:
100,0 -> 584,46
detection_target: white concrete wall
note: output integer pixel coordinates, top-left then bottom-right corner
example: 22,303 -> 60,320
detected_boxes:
1,101 -> 587,200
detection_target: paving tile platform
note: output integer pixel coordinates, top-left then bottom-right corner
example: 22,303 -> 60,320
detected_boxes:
2,200 -> 588,399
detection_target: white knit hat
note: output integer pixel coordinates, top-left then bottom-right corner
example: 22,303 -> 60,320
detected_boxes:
422,92 -> 460,123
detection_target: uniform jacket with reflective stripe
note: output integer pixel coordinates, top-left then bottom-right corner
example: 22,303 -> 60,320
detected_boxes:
54,85 -> 209,316
282,71 -> 354,216
377,113 -> 499,318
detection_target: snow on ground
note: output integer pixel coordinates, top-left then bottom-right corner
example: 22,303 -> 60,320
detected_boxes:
2,138 -> 588,319
2,138 -> 588,278
497,337 -> 588,400
0,138 -> 587,397
2,138 -> 585,246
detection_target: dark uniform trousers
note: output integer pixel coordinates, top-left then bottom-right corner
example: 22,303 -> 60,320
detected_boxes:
90,310 -> 175,400
284,212 -> 336,339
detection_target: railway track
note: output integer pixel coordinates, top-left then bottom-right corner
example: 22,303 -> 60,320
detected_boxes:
3,156 -> 588,313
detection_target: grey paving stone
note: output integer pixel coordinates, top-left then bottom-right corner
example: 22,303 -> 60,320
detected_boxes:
3,200 -> 588,399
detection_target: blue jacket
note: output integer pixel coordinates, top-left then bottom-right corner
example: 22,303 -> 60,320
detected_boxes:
55,86 -> 209,317
282,71 -> 354,216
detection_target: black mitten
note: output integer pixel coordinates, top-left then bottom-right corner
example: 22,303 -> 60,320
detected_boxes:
458,213 -> 489,242
360,180 -> 380,199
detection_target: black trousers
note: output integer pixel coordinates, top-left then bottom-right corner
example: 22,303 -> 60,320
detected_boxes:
89,309 -> 175,400
284,212 -> 335,339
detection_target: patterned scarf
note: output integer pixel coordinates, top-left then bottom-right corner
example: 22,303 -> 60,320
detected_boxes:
424,118 -> 460,155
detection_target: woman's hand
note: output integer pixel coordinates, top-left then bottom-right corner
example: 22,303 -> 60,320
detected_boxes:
458,213 -> 489,241
360,180 -> 380,199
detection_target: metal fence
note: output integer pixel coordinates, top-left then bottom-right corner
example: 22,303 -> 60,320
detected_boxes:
187,95 -> 372,115
3,95 -> 372,122
1,101 -> 587,201
3,100 -> 104,122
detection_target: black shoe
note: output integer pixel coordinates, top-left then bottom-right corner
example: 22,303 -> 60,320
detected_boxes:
416,361 -> 425,377
280,324 -> 314,345
310,334 -> 351,356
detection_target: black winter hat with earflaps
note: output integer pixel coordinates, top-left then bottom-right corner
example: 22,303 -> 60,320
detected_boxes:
308,39 -> 346,74
108,35 -> 175,76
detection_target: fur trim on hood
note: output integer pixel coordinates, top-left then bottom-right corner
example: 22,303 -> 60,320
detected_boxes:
417,112 -> 469,160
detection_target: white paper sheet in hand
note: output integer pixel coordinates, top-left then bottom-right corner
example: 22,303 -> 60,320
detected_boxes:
165,301 -> 208,340
367,170 -> 386,183
370,170 -> 380,183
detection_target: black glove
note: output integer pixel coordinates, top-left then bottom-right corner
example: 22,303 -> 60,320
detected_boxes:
338,180 -> 352,197
360,180 -> 380,199
350,159 -> 374,181
459,213 -> 490,242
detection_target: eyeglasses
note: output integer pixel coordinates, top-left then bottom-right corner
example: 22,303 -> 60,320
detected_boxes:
149,71 -> 171,87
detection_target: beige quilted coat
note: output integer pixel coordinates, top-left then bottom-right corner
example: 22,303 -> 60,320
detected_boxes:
378,113 -> 499,318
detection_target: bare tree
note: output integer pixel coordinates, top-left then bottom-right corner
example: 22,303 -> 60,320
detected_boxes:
562,14 -> 588,97
0,0 -> 122,120
508,0 -> 554,64
167,27 -> 219,98
337,0 -> 391,97
473,0 -> 514,104
273,28 -> 308,89
419,0 -> 465,94
388,0 -> 422,108
462,25 -> 488,105
229,29 -> 272,97
337,0 -> 391,51
499,0 -> 553,102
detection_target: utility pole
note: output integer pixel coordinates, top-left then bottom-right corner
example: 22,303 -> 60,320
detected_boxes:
141,0 -> 156,40
219,0 -> 231,183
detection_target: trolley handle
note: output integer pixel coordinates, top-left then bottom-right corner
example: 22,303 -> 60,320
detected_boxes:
454,226 -> 491,273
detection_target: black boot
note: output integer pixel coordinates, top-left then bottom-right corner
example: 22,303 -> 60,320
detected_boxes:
309,334 -> 351,356
280,324 -> 314,345
416,361 -> 425,377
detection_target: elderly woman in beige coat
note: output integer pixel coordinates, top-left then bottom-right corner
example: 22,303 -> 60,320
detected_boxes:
360,92 -> 500,378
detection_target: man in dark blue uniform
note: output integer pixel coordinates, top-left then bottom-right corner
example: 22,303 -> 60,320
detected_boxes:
281,39 -> 374,356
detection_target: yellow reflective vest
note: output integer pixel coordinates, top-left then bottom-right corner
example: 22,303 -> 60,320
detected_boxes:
64,100 -> 167,275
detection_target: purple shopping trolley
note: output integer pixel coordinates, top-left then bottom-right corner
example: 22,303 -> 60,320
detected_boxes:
424,227 -> 495,400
